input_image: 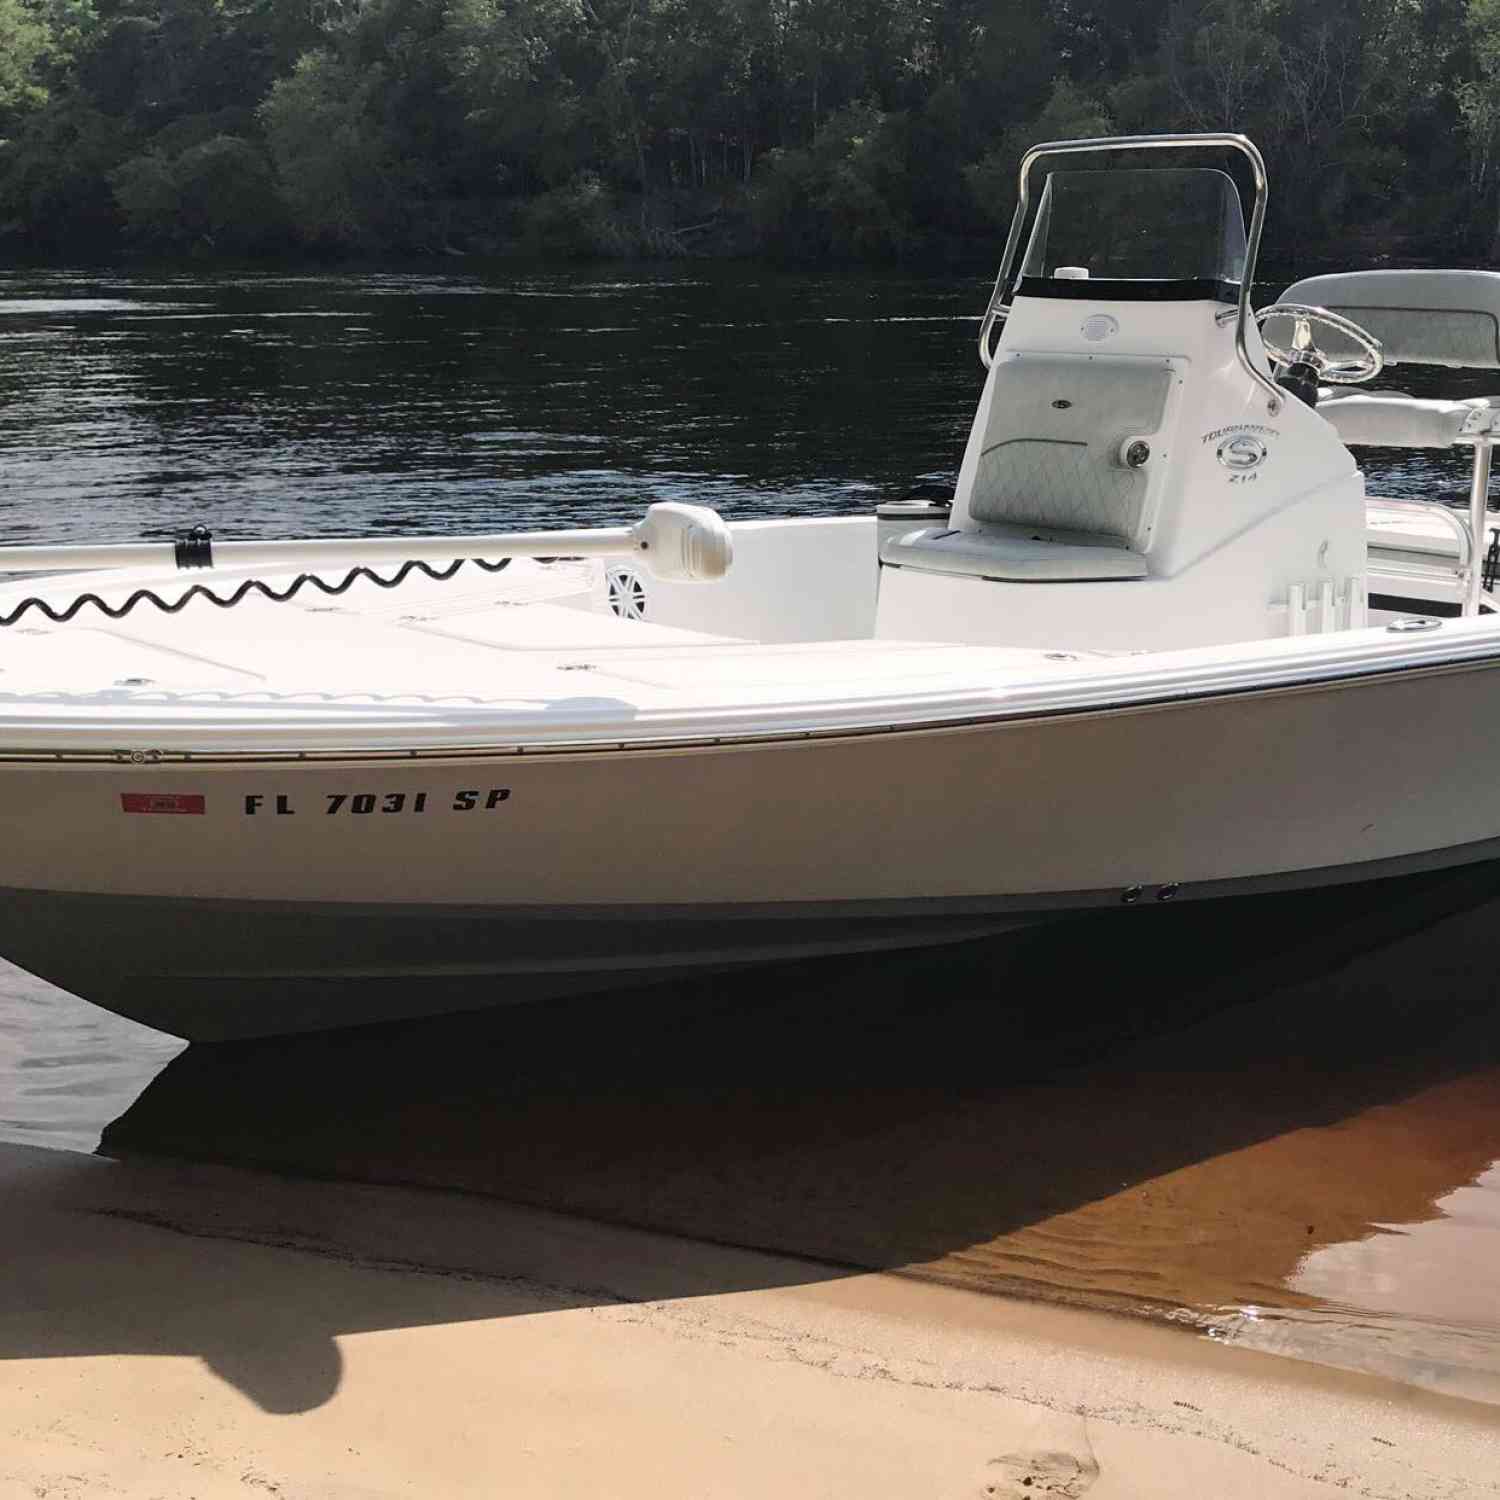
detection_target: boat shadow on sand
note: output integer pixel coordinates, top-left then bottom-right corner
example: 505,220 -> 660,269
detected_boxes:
6,861 -> 1500,1415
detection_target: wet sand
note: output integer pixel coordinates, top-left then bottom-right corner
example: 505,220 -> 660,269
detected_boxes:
100,862 -> 1500,1406
2,1139 -> 1496,1500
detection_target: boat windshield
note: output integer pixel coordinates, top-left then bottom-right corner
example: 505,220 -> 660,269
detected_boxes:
1019,168 -> 1247,291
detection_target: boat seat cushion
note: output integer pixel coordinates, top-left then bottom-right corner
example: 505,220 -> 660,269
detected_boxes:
881,524 -> 1148,582
965,355 -> 1173,540
1317,392 -> 1496,449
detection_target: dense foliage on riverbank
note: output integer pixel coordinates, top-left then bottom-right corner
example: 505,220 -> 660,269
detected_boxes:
0,0 -> 1494,266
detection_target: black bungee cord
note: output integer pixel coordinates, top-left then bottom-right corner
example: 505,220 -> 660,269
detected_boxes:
0,526 -> 514,629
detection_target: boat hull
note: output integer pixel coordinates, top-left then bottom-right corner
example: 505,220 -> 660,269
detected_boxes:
3,852 -> 1498,1041
7,654 -> 1500,1038
0,886 -> 1046,1041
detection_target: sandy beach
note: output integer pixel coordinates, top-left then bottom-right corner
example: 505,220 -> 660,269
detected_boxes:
3,1139 -> 1497,1500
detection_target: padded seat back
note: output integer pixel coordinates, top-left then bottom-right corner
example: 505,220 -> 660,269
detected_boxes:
1276,270 -> 1500,369
962,355 -> 1173,544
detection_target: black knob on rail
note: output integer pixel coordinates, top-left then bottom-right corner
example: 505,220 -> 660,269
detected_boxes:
174,526 -> 214,571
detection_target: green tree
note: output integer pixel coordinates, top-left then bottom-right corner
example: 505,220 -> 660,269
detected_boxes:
0,0 -> 52,128
0,0 -> 1489,265
260,49 -> 413,247
111,132 -> 284,250
966,76 -> 1112,228
443,0 -> 586,189
1459,0 -> 1500,248
752,101 -> 913,259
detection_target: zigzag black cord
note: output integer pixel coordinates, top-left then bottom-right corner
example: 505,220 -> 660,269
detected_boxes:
0,555 -> 513,629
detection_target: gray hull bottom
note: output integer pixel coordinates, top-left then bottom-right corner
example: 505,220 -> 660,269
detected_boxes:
7,850 -> 1500,1042
0,886 -> 1044,1041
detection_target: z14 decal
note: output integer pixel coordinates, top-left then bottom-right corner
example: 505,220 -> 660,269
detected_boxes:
243,789 -> 511,816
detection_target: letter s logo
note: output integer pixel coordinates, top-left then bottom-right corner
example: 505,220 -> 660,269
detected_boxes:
1216,434 -> 1268,471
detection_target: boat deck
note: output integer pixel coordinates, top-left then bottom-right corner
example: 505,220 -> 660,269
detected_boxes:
3,542 -> 1498,755
0,558 -> 1101,750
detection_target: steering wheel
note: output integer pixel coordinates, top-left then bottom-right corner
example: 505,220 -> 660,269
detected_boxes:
1253,303 -> 1384,384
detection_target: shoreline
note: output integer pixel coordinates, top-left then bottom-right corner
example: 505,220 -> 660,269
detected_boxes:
2,1138 -> 1495,1500
0,253 -> 1468,281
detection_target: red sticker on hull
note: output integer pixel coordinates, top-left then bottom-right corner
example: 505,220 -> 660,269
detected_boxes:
121,793 -> 205,815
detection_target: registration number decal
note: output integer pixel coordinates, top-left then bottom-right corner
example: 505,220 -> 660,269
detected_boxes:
242,789 -> 511,816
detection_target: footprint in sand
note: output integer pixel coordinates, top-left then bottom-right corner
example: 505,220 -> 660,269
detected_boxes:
983,1449 -> 1100,1498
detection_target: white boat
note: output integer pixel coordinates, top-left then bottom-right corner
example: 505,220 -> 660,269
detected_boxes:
5,130 -> 1500,1042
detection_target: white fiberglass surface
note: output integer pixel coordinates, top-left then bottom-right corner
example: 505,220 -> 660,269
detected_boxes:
4,598 -> 1500,758
1366,497 -> 1472,559
7,521 -> 1500,751
0,613 -> 1074,710
0,555 -> 1057,720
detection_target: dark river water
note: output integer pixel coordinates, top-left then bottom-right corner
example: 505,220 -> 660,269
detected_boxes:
0,265 -> 996,547
1,265 -> 1498,1410
0,265 -> 1484,549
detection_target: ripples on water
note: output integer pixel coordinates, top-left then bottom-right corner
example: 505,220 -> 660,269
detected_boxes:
0,267 -> 1487,553
0,266 -> 997,545
2,266 -> 1500,1405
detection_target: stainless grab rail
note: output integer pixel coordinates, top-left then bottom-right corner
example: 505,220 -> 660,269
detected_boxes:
976,132 -> 1283,416
1466,434 -> 1495,617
